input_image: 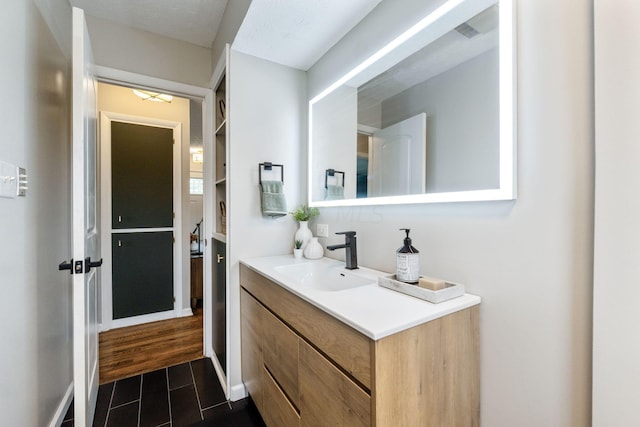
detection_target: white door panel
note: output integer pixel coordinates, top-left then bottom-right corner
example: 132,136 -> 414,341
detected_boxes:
71,7 -> 100,426
369,113 -> 427,197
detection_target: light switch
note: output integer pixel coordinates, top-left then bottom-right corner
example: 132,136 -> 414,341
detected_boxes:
0,161 -> 18,199
17,167 -> 27,197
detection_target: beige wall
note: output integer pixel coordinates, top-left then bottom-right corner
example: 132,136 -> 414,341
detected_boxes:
86,15 -> 212,87
308,0 -> 594,425
97,82 -> 193,317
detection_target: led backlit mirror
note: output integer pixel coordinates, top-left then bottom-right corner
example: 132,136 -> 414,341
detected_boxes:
309,0 -> 515,206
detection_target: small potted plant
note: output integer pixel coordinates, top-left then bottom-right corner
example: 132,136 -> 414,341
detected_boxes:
293,239 -> 304,259
290,204 -> 319,249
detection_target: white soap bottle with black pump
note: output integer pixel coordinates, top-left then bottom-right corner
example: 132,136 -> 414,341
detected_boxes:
396,228 -> 420,284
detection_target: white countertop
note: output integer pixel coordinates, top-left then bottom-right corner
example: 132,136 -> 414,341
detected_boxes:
240,255 -> 481,340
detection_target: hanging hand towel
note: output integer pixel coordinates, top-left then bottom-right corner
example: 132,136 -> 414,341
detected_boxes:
260,180 -> 287,217
324,184 -> 344,201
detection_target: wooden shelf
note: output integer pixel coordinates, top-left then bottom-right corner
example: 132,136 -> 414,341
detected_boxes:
215,178 -> 226,186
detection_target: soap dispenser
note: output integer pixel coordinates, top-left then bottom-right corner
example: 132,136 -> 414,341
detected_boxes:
396,228 -> 420,284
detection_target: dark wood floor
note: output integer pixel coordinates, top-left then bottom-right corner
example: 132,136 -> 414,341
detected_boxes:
99,308 -> 204,384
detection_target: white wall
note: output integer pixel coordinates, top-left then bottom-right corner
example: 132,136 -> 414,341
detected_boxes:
0,0 -> 73,425
228,50 -> 307,396
382,48 -> 499,193
307,0 -> 594,425
593,1 -> 640,425
97,82 -> 192,317
85,15 -> 212,87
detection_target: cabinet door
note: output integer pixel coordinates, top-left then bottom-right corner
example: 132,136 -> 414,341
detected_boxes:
240,289 -> 263,412
262,308 -> 299,407
299,340 -> 370,427
263,368 -> 300,427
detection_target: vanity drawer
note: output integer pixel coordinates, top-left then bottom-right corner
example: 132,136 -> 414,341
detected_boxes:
263,367 -> 300,427
299,339 -> 371,427
241,265 -> 372,389
262,306 -> 299,407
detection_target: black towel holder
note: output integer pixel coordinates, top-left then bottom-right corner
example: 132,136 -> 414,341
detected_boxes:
259,162 -> 284,185
325,169 -> 345,188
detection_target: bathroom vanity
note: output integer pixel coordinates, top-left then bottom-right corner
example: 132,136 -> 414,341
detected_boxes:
239,256 -> 481,426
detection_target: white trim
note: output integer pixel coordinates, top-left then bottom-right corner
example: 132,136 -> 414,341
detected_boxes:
180,307 -> 194,317
356,124 -> 380,135
202,90 -> 214,366
112,227 -> 173,233
99,111 -> 183,330
48,382 -> 73,427
96,66 -> 211,98
228,383 -> 248,402
107,309 -> 188,331
210,352 -> 228,395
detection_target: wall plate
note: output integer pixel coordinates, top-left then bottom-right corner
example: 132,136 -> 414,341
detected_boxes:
0,161 -> 18,198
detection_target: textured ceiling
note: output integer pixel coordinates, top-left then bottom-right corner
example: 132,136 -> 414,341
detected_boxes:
232,0 -> 384,71
68,0 -> 228,48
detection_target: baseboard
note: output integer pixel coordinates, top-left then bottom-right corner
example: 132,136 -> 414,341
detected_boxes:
49,382 -> 73,427
180,307 -> 194,317
209,354 -> 227,396
229,382 -> 247,402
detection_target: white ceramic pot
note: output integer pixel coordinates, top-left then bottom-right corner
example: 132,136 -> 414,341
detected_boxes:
293,248 -> 303,259
304,237 -> 323,259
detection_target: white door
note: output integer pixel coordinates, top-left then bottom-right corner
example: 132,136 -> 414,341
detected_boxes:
369,113 -> 427,197
72,7 -> 100,426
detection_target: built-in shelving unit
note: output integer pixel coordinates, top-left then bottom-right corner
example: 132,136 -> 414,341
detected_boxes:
214,74 -> 227,236
209,45 -> 229,391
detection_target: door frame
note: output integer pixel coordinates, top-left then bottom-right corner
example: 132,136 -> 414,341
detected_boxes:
94,67 -> 215,356
100,112 -> 183,330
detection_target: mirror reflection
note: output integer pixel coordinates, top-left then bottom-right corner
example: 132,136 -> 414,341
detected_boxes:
310,0 -> 513,206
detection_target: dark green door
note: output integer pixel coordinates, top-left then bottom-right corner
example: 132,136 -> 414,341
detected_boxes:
111,121 -> 174,319
112,232 -> 174,319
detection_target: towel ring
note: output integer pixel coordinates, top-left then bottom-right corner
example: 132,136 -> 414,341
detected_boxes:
325,169 -> 345,188
259,162 -> 284,184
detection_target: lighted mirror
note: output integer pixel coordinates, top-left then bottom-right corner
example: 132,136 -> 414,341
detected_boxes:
308,0 -> 515,206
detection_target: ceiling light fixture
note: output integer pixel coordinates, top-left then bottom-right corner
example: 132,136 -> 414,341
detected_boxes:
132,89 -> 173,103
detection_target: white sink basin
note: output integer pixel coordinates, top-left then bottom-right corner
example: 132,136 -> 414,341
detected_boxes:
274,259 -> 375,292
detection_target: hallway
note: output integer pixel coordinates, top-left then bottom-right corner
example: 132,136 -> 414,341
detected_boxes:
99,309 -> 204,384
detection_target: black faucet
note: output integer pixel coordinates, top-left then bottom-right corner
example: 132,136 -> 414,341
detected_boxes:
326,231 -> 358,270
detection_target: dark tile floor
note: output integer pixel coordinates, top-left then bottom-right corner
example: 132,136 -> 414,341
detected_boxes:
61,358 -> 265,427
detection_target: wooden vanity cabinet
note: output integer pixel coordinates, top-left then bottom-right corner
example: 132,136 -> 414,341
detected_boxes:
240,264 -> 479,427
